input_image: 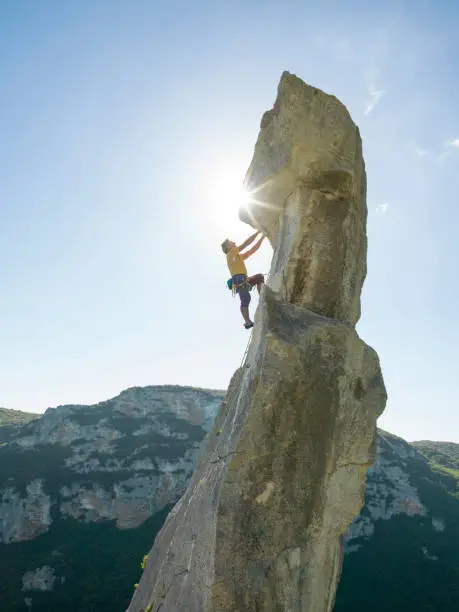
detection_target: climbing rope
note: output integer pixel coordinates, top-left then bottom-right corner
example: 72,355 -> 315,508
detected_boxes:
239,330 -> 252,369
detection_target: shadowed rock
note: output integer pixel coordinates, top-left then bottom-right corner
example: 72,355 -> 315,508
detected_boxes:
128,71 -> 386,612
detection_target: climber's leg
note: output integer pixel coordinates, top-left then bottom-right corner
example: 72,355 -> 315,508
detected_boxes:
239,288 -> 253,328
241,308 -> 253,328
248,273 -> 265,295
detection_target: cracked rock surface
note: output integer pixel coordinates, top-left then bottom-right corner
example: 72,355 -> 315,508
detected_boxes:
128,71 -> 386,612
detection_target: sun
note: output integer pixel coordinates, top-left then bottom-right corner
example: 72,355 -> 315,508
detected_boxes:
210,165 -> 249,210
203,163 -> 252,236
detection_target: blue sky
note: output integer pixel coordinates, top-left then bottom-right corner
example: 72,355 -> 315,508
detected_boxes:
1,0 -> 458,443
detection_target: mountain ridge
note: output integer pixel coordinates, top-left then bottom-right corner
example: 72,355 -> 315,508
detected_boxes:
0,385 -> 458,610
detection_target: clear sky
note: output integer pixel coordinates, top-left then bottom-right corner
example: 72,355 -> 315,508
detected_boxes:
1,0 -> 458,443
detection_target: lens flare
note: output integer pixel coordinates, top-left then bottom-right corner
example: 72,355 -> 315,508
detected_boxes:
201,162 -> 280,238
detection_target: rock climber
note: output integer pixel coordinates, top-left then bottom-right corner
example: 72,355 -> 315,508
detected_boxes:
221,231 -> 265,329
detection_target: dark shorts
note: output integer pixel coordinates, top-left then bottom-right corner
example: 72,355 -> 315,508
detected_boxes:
232,273 -> 265,308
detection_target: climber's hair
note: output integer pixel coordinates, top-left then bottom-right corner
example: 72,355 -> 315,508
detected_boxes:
221,239 -> 232,253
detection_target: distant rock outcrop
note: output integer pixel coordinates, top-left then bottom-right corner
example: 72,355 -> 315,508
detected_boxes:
22,565 -> 61,592
128,72 -> 387,612
0,386 -> 222,545
336,433 -> 459,611
0,386 -> 223,611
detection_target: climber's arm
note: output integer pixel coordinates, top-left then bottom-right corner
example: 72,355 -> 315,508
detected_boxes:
237,231 -> 259,252
241,234 -> 265,260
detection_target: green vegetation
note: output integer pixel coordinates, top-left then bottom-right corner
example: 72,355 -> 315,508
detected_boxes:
69,409 -> 107,427
427,463 -> 459,499
413,440 -> 459,471
0,409 -> 40,444
112,412 -> 205,462
430,463 -> 459,480
119,384 -> 225,398
335,448 -> 459,612
0,505 -> 174,612
0,444 -> 74,497
0,408 -> 39,427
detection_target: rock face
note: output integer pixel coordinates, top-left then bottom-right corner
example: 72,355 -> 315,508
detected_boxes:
22,565 -> 60,592
128,72 -> 387,612
0,479 -> 52,543
0,386 -> 222,544
242,72 -> 367,326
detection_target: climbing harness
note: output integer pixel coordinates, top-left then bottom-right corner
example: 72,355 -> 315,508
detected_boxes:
227,275 -> 251,297
226,273 -> 269,297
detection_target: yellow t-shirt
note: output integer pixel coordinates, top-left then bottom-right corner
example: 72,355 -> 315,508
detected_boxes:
226,246 -> 247,276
